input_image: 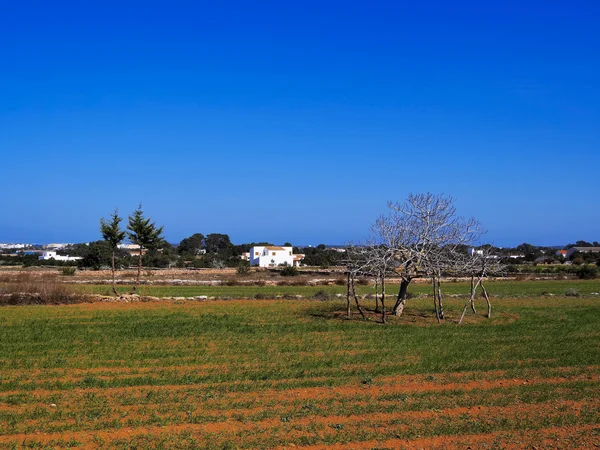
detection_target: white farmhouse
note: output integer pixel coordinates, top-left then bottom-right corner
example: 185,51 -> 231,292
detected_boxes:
38,251 -> 82,262
249,246 -> 304,267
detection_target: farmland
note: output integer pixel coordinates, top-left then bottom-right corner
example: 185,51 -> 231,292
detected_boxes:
0,277 -> 599,448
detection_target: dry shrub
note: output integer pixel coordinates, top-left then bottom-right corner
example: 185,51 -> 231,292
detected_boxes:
312,290 -> 330,301
253,280 -> 266,286
222,279 -> 240,286
0,273 -> 83,306
334,278 -> 346,286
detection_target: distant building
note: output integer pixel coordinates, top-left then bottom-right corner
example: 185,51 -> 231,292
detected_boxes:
38,251 -> 82,262
249,246 -> 305,267
468,248 -> 484,256
45,243 -> 72,250
0,243 -> 30,250
556,250 -> 568,258
565,247 -> 600,259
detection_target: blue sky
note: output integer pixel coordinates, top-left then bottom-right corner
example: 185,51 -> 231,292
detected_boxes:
1,1 -> 599,246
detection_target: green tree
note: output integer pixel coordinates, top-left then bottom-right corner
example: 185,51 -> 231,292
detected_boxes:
178,233 -> 205,258
205,233 -> 233,256
127,204 -> 165,293
100,209 -> 126,295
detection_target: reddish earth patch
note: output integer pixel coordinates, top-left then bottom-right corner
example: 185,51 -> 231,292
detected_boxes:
1,398 -> 597,447
290,424 -> 600,449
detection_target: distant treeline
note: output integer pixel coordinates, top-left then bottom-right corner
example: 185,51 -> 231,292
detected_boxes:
0,237 -> 598,270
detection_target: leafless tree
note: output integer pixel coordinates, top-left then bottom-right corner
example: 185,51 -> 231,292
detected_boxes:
374,193 -> 482,319
343,244 -> 370,320
459,248 -> 505,324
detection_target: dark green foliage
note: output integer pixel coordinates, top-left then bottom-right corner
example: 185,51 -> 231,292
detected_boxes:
576,265 -> 598,280
100,209 -> 126,250
204,233 -> 233,256
236,261 -> 250,275
127,204 -> 165,251
280,266 -> 299,276
178,233 -> 205,257
78,241 -> 118,270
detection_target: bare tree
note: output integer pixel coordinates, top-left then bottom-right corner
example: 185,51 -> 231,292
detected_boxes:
374,193 -> 482,318
343,244 -> 370,320
459,248 -> 505,324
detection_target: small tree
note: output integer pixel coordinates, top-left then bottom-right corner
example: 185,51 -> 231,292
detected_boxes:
100,209 -> 126,295
127,204 -> 164,293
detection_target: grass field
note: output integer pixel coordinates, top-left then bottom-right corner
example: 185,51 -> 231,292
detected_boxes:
73,279 -> 600,299
0,284 -> 599,448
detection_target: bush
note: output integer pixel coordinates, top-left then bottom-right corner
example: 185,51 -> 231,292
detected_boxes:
236,262 -> 250,276
577,265 -> 598,280
312,290 -> 330,301
334,278 -> 346,286
565,288 -> 580,297
60,267 -> 77,276
280,266 -> 299,277
0,274 -> 81,305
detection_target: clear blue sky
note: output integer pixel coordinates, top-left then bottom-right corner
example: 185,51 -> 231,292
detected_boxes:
1,1 -> 599,247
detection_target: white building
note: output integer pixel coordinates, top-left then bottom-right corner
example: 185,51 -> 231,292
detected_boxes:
249,246 -> 304,267
468,248 -> 484,256
38,251 -> 82,262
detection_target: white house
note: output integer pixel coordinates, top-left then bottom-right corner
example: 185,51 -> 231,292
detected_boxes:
468,248 -> 484,256
38,251 -> 82,262
249,246 -> 304,267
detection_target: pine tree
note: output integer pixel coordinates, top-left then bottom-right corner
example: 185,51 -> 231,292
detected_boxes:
100,209 -> 126,296
127,204 -> 164,293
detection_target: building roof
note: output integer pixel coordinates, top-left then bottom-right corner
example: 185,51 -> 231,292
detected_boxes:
571,247 -> 600,252
265,246 -> 285,251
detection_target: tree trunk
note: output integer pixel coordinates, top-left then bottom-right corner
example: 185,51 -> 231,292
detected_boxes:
381,275 -> 386,324
392,278 -> 410,316
459,278 -> 481,324
352,276 -> 367,320
374,276 -> 380,313
437,271 -> 445,320
431,276 -> 440,323
346,272 -> 351,317
132,247 -> 143,294
481,282 -> 491,318
470,275 -> 477,313
112,250 -> 118,296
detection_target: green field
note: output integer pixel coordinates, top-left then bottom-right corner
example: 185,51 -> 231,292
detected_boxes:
73,278 -> 600,298
0,283 -> 599,448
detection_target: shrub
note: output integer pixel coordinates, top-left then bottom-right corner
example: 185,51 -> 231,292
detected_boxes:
236,262 -> 250,276
565,288 -> 580,297
334,278 -> 346,286
280,266 -> 299,277
0,274 -> 81,305
254,293 -> 267,300
60,267 -> 77,276
577,265 -> 598,280
355,278 -> 369,285
312,290 -> 330,301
